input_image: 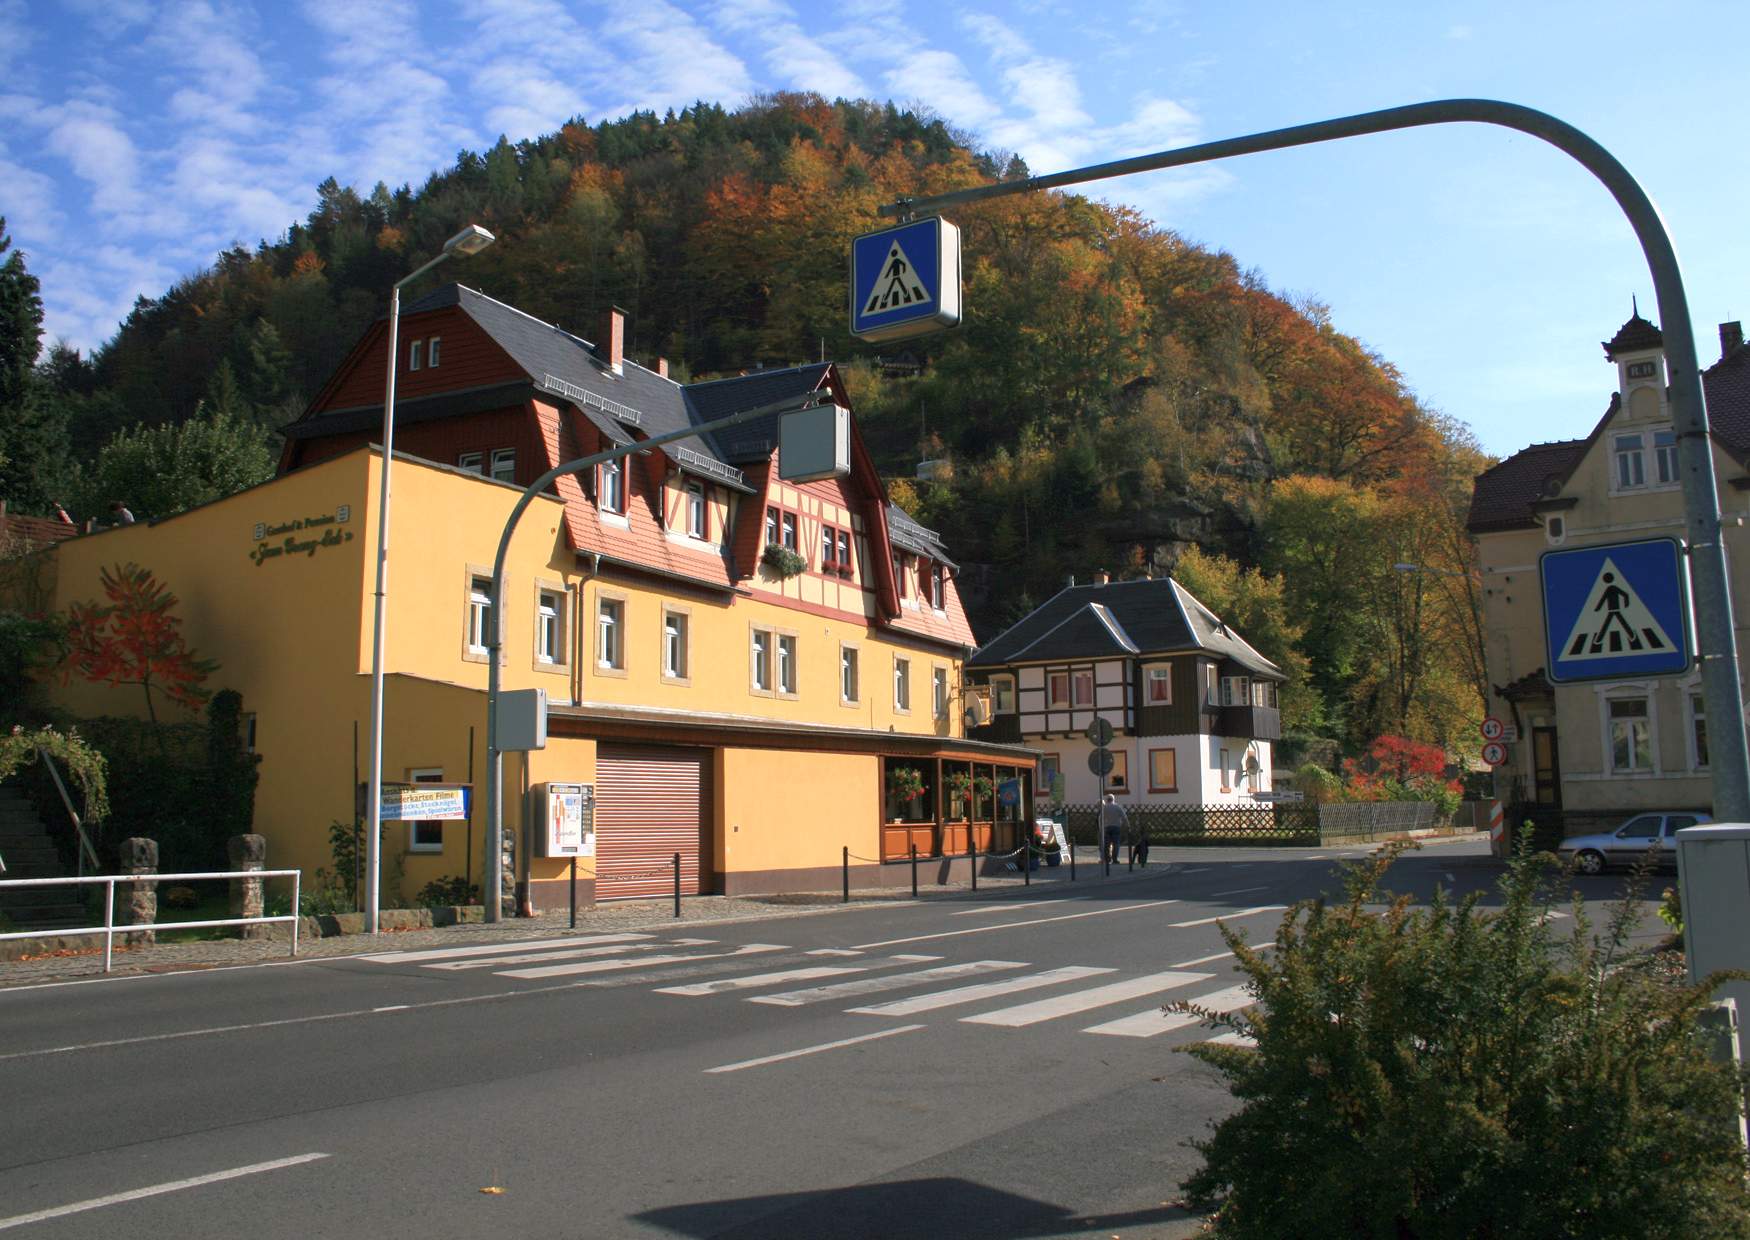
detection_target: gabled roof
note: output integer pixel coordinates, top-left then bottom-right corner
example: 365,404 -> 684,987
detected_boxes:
886,503 -> 957,570
1603,310 -> 1663,358
968,577 -> 1283,679
686,364 -> 832,465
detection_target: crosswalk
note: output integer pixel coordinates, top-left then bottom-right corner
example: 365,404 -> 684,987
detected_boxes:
355,930 -> 1263,1048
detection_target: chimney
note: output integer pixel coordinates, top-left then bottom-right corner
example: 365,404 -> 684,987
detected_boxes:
1722,321 -> 1744,361
1065,574 -> 1076,588
656,356 -> 669,379
1093,570 -> 1111,585
598,306 -> 625,375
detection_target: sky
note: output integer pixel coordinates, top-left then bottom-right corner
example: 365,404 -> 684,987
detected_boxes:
2,0 -> 1744,457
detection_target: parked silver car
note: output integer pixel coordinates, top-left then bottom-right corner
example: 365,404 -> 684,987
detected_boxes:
1557,811 -> 1711,875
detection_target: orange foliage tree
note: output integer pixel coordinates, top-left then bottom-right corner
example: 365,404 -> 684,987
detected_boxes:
63,563 -> 218,724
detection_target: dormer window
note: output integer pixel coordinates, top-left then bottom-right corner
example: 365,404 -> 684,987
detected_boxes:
686,481 -> 706,538
930,564 -> 946,610
600,458 -> 625,514
1614,433 -> 1645,490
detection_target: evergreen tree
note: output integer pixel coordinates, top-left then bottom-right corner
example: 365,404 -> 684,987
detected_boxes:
0,219 -> 72,511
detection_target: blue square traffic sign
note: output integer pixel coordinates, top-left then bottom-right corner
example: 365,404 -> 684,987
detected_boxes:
849,217 -> 961,344
1541,538 -> 1691,682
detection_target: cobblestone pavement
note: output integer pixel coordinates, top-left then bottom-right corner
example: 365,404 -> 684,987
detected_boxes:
0,835 -> 1485,987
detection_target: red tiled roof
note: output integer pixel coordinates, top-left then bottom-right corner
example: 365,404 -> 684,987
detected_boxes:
0,505 -> 80,550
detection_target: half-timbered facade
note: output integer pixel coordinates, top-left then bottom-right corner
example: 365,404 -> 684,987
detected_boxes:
966,575 -> 1284,807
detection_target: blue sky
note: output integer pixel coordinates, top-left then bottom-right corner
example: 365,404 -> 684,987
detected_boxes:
3,0 -> 1744,457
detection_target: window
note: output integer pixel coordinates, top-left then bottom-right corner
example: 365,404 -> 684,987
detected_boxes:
490,448 -> 516,485
1038,753 -> 1061,798
1149,748 -> 1178,792
1071,670 -> 1094,707
1221,676 -> 1250,707
1146,666 -> 1172,704
536,590 -> 563,664
1691,692 -> 1708,769
1654,429 -> 1679,484
991,675 -> 1016,714
1608,696 -> 1652,772
894,657 -> 911,712
933,666 -> 948,719
764,506 -> 780,546
930,564 -> 946,610
408,768 -> 444,852
596,597 -> 624,670
781,513 -> 797,551
750,628 -> 772,693
600,459 -> 625,514
1205,664 -> 1218,704
427,336 -> 441,367
1219,747 -> 1231,792
1251,680 -> 1278,708
1048,672 -> 1070,707
841,644 -> 859,703
777,634 -> 798,696
1106,750 -> 1128,793
468,576 -> 492,654
662,610 -> 688,681
458,451 -> 484,474
409,339 -> 422,371
836,530 -> 852,574
686,481 -> 707,538
892,551 -> 908,598
1614,433 -> 1646,489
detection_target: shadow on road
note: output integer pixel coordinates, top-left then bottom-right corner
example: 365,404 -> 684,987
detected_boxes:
632,1176 -> 1201,1239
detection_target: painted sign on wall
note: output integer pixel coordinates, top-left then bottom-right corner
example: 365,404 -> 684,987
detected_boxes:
250,506 -> 354,566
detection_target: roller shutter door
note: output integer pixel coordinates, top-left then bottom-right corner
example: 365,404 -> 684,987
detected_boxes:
596,747 -> 711,900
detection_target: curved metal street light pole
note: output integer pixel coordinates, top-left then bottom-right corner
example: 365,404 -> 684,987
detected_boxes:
884,98 -> 1749,822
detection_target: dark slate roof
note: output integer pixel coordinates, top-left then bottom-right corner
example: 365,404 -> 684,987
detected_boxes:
968,578 -> 1283,678
1603,311 -> 1663,358
1465,437 -> 1589,533
1704,331 -> 1750,448
685,364 -> 832,465
886,503 -> 957,570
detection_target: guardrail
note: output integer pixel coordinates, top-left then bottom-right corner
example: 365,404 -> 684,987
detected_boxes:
0,869 -> 302,972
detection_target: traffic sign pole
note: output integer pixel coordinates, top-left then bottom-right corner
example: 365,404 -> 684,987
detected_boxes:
877,98 -> 1750,822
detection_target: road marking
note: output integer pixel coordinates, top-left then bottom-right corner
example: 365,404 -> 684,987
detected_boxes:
497,943 -> 786,979
657,967 -> 864,996
1168,905 -> 1287,929
424,940 -> 715,971
950,897 -> 1090,916
1172,945 -> 1274,969
851,900 -> 1177,949
1305,854 -> 1327,860
0,1153 -> 330,1232
357,934 -> 650,963
371,1005 -> 409,1013
1209,886 -> 1269,897
847,966 -> 1116,1016
1084,982 -> 1254,1037
1176,867 -> 1212,875
751,959 -> 1024,1007
962,971 -> 1213,1027
704,1025 -> 925,1074
806,949 -> 863,956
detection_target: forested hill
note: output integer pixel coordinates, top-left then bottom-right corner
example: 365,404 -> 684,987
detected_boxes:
4,94 -> 1491,754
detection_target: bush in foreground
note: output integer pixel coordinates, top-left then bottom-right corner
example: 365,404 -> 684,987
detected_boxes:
1178,844 -> 1750,1238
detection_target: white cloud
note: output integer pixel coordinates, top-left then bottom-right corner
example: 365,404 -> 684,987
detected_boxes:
0,141 -> 63,241
710,0 -> 870,100
1446,24 -> 1474,40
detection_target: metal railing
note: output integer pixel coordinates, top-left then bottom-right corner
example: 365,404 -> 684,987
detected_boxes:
37,745 -> 100,881
0,869 -> 302,972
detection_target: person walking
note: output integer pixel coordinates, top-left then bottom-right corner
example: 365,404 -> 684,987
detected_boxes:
1098,793 -> 1127,867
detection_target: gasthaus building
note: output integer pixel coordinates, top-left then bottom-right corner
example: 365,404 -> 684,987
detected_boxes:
28,285 -> 1036,910
1468,311 -> 1750,835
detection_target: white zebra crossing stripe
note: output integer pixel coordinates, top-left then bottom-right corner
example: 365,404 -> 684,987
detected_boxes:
749,960 -> 1025,1007
845,966 -> 1116,1017
1083,983 -> 1254,1038
1167,905 -> 1287,929
497,944 -> 787,979
961,970 -> 1213,1027
656,967 -> 865,996
805,949 -> 863,956
357,934 -> 651,963
1206,1030 -> 1256,1047
425,939 -> 715,971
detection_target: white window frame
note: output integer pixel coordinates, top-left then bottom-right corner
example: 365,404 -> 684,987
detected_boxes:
1071,669 -> 1094,707
776,632 -> 798,697
662,607 -> 690,684
836,529 -> 852,574
1603,689 -> 1655,775
490,448 -> 516,484
1106,749 -> 1128,793
933,665 -> 948,719
822,525 -> 837,569
600,458 -> 625,515
1653,428 -> 1679,485
467,576 -> 492,655
894,656 -> 911,713
1613,432 -> 1646,491
686,481 -> 707,539
840,642 -> 860,705
991,674 -> 1016,714
930,564 -> 945,611
1148,747 -> 1177,793
408,339 -> 422,371
1205,663 -> 1219,705
427,336 -> 441,368
407,768 -> 445,853
1145,665 -> 1172,705
536,589 -> 563,665
596,595 -> 626,674
458,451 -> 484,475
750,627 -> 773,694
1221,675 -> 1250,707
764,505 -> 780,546
781,512 -> 798,551
1047,671 -> 1069,708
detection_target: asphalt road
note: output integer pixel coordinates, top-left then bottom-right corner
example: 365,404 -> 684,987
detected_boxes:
0,839 -> 1667,1239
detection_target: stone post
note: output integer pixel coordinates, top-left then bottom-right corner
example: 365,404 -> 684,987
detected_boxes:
228,833 -> 268,940
117,836 -> 158,946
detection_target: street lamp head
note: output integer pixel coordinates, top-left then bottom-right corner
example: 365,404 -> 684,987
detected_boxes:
443,224 -> 496,257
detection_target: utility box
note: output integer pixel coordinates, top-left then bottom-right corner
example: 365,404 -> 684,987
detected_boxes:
500,687 -> 548,752
1675,823 -> 1750,1023
532,782 -> 593,859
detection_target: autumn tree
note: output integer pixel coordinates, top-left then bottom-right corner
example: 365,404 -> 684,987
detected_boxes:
63,563 -> 218,723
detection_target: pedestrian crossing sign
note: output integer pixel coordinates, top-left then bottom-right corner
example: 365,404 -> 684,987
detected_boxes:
1542,538 -> 1691,682
849,217 -> 962,343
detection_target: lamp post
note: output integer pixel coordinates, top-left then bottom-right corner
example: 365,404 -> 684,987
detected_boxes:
365,224 -> 495,935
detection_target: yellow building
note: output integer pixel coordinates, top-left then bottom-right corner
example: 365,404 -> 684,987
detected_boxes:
28,287 -> 1034,910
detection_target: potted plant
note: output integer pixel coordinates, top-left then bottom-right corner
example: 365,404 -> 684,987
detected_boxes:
887,765 -> 925,813
946,769 -> 974,811
762,543 -> 807,578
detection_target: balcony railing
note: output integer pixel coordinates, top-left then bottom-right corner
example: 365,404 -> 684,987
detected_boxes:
1218,704 -> 1281,741
968,715 -> 1023,744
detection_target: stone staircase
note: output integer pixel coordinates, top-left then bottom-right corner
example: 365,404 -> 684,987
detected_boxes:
0,784 -> 90,930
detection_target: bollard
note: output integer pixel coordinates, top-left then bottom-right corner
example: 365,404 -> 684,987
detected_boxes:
910,843 -> 918,899
569,857 -> 577,930
673,852 -> 681,919
842,845 -> 850,904
227,833 -> 269,940
1023,829 -> 1031,887
1128,838 -> 1134,873
968,833 -> 977,893
118,836 -> 158,946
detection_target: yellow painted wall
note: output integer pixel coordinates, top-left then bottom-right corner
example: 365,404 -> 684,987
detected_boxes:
717,747 -> 880,874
